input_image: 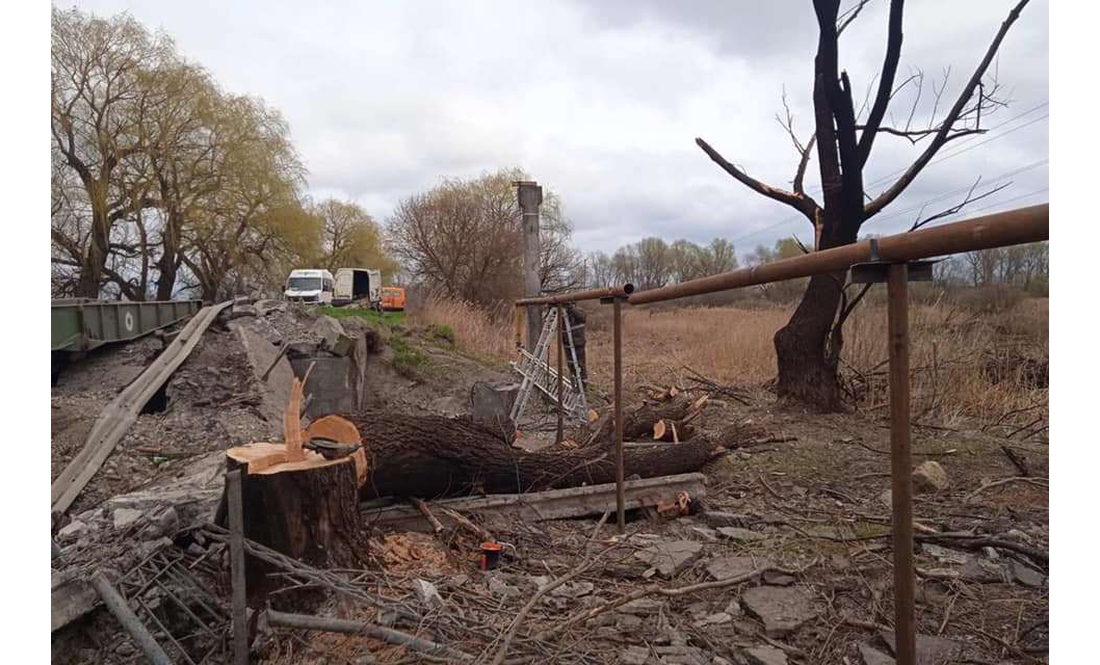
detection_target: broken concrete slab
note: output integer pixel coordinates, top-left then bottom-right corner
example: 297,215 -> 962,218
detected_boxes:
233,324 -> 293,423
741,585 -> 819,638
705,555 -> 768,581
960,556 -> 1007,583
879,630 -> 963,665
912,460 -> 949,493
858,643 -> 895,665
634,540 -> 704,578
57,519 -> 88,542
312,315 -> 353,356
289,356 -> 356,418
470,381 -> 520,423
51,572 -> 98,632
744,645 -> 788,665
112,508 -> 143,530
921,543 -> 969,565
716,526 -> 766,543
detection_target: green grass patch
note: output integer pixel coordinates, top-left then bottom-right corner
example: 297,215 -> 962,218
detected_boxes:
388,335 -> 430,375
317,306 -> 406,327
427,323 -> 456,345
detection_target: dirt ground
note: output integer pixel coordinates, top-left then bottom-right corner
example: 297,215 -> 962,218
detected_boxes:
50,302 -> 1048,665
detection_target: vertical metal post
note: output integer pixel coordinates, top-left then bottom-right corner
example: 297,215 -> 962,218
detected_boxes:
556,304 -> 565,445
612,298 -> 625,533
887,263 -> 916,665
516,181 -> 543,353
227,470 -> 249,665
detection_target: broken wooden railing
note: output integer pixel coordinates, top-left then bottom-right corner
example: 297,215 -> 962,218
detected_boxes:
512,202 -> 1050,665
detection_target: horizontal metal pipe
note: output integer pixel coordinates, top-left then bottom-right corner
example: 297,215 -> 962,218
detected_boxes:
515,283 -> 634,306
628,204 -> 1048,305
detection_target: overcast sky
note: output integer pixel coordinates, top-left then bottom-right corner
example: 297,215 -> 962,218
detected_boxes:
70,0 -> 1048,258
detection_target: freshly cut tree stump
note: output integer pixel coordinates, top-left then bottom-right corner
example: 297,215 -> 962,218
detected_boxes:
220,378 -> 371,602
224,444 -> 371,599
344,409 -> 725,499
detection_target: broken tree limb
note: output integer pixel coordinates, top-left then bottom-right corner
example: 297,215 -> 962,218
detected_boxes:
410,497 -> 445,534
265,608 -> 473,662
91,571 -> 174,665
1000,445 -> 1031,477
437,506 -> 493,542
344,409 -> 723,498
964,476 -> 1048,502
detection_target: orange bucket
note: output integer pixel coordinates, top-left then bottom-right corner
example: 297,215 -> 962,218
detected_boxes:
480,541 -> 503,570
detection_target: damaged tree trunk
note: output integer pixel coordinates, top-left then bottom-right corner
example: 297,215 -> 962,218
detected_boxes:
345,410 -> 725,499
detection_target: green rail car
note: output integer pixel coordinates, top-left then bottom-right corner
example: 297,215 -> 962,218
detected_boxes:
51,298 -> 202,353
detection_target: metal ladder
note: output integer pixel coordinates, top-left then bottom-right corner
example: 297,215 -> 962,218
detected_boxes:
510,307 -> 588,423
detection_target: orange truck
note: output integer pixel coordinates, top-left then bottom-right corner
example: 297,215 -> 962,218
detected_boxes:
380,286 -> 407,311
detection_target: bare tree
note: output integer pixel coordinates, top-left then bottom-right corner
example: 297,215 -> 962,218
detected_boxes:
386,169 -> 577,304
696,0 -> 1031,410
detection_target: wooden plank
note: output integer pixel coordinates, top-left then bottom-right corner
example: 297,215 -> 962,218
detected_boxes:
362,473 -> 706,532
51,300 -> 233,515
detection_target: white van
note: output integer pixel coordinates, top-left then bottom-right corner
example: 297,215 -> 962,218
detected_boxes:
284,269 -> 335,304
333,268 -> 382,307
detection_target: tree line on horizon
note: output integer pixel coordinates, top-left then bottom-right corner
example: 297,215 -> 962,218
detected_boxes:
51,8 -> 395,301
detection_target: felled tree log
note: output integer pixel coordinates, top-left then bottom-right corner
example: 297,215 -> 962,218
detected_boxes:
344,410 -> 724,499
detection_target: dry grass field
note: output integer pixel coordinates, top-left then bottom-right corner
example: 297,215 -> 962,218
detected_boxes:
415,291 -> 1048,436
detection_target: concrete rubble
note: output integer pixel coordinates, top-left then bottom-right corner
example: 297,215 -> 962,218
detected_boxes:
634,539 -> 705,578
740,585 -> 819,637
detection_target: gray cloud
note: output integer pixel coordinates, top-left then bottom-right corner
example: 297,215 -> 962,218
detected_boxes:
73,0 -> 1048,257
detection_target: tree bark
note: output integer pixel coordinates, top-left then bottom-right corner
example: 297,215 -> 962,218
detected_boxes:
345,410 -> 724,499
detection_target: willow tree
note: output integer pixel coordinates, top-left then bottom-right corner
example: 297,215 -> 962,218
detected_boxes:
51,8 -> 173,298
697,0 -> 1031,410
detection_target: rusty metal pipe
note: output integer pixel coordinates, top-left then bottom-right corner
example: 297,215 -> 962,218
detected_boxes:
612,298 -> 625,533
628,204 -> 1048,305
515,283 -> 635,306
556,305 -> 565,445
888,264 -> 916,665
